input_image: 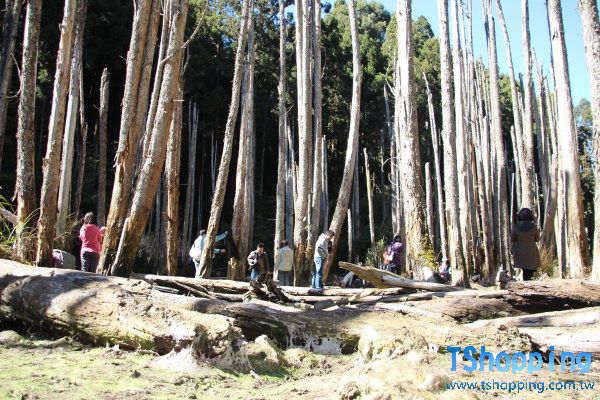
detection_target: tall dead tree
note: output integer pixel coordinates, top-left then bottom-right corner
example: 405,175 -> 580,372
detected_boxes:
0,0 -> 23,170
72,66 -> 88,218
197,0 -> 252,278
14,0 -> 42,260
293,0 -> 314,284
181,101 -> 198,260
578,0 -> 600,280
548,0 -> 591,278
165,72 -> 183,276
98,0 -> 160,273
109,0 -> 189,277
274,0 -> 287,263
519,0 -> 537,210
57,0 -> 87,234
97,68 -> 109,226
438,0 -> 466,285
322,0 -> 361,283
364,148 -> 375,245
35,0 -> 78,268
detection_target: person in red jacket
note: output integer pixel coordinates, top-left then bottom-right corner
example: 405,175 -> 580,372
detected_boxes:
79,212 -> 103,273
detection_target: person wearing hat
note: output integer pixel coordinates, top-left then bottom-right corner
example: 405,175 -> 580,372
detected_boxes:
511,208 -> 540,281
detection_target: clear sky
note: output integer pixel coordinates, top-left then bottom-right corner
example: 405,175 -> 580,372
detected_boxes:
377,0 -> 597,105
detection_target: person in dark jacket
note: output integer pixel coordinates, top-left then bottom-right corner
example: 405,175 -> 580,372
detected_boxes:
247,243 -> 270,281
386,235 -> 403,274
511,208 -> 540,281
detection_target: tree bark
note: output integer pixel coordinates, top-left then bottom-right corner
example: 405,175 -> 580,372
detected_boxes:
14,0 -> 42,261
424,162 -> 435,250
72,65 -> 88,218
323,0 -> 361,283
98,0 -> 160,274
364,148 -> 375,245
505,280 -> 600,310
548,0 -> 592,278
0,260 -> 248,368
36,0 -> 79,268
0,0 -> 23,170
197,0 -> 252,278
437,0 -> 466,285
274,0 -> 287,262
110,0 -> 189,277
465,306 -> 600,329
165,71 -> 183,277
96,68 -> 109,226
57,0 -> 87,234
578,0 -> 600,281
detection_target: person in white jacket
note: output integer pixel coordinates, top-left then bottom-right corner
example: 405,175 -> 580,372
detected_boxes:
189,229 -> 227,277
312,230 -> 335,289
274,240 -> 293,285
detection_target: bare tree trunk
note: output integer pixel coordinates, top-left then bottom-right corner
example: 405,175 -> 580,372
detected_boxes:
438,0 -> 466,285
484,0 -> 506,279
243,20 -> 256,271
424,162 -> 435,250
320,136 -> 328,230
197,0 -> 251,278
322,0 -> 361,283
165,73 -> 183,277
309,0 -> 323,257
424,74 -> 447,261
72,65 -> 88,218
347,209 -> 353,262
578,0 -> 600,280
0,0 -> 23,170
364,148 -> 375,245
182,101 -> 198,260
36,0 -> 78,268
274,0 -> 287,260
519,0 -> 537,209
548,0 -> 592,278
293,0 -> 313,284
57,0 -> 87,235
495,0 -> 525,211
99,0 -> 160,273
96,68 -> 109,226
14,0 -> 42,261
109,0 -> 189,277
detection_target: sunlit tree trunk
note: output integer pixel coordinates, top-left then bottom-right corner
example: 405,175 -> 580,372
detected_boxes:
578,0 -> 600,280
99,0 -> 160,273
36,0 -> 78,268
438,0 -> 466,285
275,0 -> 287,264
322,0 -> 361,283
96,68 -> 109,226
72,65 -> 88,218
14,0 -> 42,261
364,148 -> 375,245
197,0 -> 251,278
548,0 -> 591,278
110,0 -> 189,277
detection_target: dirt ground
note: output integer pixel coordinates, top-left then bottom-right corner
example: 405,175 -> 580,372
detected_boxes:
1,326 -> 598,400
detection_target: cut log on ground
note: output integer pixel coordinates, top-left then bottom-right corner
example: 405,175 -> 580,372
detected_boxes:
339,262 -> 463,292
402,297 -> 525,323
505,280 -> 600,310
519,326 -> 600,358
464,306 -> 600,329
133,273 -> 249,294
0,260 -> 248,369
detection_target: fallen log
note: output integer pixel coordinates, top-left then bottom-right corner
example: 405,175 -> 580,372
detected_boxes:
505,280 -> 600,310
402,297 -> 525,323
464,306 -> 600,329
339,262 -> 463,292
519,326 -> 600,358
0,260 -> 248,369
133,273 -> 249,294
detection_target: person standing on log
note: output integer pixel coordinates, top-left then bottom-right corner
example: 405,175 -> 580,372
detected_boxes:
189,230 -> 227,277
247,243 -> 269,281
274,240 -> 293,286
313,230 -> 335,289
80,212 -> 103,273
511,208 -> 540,281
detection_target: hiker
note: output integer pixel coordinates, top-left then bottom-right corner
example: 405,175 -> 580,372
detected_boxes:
189,229 -> 227,277
274,240 -> 293,286
312,230 -> 335,289
247,243 -> 270,281
380,247 -> 397,274
511,208 -> 540,281
386,235 -> 403,274
79,212 -> 103,273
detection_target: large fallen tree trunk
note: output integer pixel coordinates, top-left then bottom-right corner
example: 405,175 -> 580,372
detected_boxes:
339,262 -> 463,292
519,326 -> 600,358
0,260 -> 248,369
505,280 -> 600,310
401,297 -> 525,323
464,306 -> 600,329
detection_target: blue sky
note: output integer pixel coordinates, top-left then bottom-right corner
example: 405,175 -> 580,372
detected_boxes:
377,0 -> 596,104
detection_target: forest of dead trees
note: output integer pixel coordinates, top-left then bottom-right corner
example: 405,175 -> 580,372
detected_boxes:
0,0 -> 599,287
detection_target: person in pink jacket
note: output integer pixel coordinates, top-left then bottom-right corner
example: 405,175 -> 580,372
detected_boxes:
79,212 -> 103,273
